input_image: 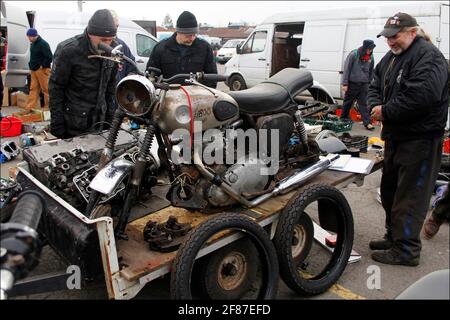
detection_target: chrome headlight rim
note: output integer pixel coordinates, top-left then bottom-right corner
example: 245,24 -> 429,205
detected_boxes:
115,74 -> 156,117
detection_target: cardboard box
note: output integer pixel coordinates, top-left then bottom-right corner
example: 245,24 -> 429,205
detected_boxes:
16,91 -> 41,109
34,108 -> 51,121
12,110 -> 43,123
10,92 -> 18,107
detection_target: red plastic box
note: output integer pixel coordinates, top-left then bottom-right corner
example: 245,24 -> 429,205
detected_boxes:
443,137 -> 450,154
0,116 -> 23,137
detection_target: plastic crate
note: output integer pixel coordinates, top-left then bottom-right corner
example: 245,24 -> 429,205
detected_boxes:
304,118 -> 353,133
1,116 -> 23,137
340,133 -> 369,152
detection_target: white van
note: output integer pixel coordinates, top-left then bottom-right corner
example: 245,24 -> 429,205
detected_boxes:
216,39 -> 246,64
1,1 -> 158,88
224,1 -> 449,98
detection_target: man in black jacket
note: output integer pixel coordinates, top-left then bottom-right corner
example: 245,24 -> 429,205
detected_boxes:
25,28 -> 53,111
368,12 -> 448,266
146,11 -> 217,88
49,9 -> 118,138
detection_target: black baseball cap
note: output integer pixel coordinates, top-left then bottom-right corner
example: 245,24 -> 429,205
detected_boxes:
377,12 -> 418,38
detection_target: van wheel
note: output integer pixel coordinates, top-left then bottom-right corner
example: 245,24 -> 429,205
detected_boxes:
229,75 -> 247,91
196,238 -> 258,300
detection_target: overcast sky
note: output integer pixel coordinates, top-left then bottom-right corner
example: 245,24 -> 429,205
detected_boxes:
8,1 -> 435,27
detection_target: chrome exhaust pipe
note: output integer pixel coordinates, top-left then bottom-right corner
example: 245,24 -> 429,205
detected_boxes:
194,150 -> 338,208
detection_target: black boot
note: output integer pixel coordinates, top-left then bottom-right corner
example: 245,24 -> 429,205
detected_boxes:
369,234 -> 393,250
371,249 -> 419,267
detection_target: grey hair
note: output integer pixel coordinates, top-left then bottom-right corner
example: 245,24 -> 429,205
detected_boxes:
403,26 -> 432,42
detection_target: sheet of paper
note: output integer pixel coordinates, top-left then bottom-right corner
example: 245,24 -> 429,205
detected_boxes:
328,157 -> 375,175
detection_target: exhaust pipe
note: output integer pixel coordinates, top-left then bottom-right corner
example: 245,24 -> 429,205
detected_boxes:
194,150 -> 338,208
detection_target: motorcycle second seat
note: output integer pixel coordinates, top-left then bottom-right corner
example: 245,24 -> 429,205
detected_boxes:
228,68 -> 313,115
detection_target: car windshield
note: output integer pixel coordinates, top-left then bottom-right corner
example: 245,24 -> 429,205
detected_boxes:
223,40 -> 242,48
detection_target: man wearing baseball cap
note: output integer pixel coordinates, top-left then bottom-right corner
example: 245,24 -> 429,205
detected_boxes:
49,9 -> 118,138
368,13 -> 448,266
146,11 -> 217,88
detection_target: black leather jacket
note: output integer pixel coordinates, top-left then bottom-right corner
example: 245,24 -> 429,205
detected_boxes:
146,33 -> 217,88
368,36 -> 448,141
49,30 -> 117,138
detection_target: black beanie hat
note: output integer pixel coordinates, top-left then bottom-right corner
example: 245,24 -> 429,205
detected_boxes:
362,39 -> 376,52
176,11 -> 198,34
87,9 -> 117,37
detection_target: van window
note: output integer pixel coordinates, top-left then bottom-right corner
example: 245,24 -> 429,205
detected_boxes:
136,34 -> 157,57
241,31 -> 267,54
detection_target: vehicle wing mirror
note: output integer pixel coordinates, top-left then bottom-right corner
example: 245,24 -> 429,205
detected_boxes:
236,45 -> 242,54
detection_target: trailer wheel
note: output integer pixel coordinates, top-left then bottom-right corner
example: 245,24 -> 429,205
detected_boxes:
274,184 -> 353,296
229,75 -> 247,91
196,238 -> 258,300
171,213 -> 278,300
291,213 -> 314,265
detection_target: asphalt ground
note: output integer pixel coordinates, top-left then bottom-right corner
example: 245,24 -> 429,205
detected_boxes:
1,63 -> 448,300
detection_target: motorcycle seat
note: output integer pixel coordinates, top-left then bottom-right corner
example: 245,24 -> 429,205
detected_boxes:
228,68 -> 313,115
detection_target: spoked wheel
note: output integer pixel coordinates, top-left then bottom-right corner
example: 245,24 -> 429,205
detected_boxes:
196,238 -> 258,300
274,184 -> 354,296
171,213 -> 279,300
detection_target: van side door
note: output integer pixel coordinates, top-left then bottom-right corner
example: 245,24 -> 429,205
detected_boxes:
135,33 -> 157,73
238,29 -> 271,88
300,20 -> 347,98
2,2 -> 30,88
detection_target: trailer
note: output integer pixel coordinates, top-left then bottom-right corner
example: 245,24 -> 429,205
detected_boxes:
6,145 -> 382,299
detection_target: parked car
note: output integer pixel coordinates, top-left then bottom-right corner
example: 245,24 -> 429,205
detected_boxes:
217,39 -> 245,64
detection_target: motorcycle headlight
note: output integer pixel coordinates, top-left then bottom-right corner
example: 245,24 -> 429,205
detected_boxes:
116,75 -> 156,116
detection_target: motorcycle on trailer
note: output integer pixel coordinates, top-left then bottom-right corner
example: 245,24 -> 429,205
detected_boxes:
81,43 -> 337,240
5,43 -> 355,300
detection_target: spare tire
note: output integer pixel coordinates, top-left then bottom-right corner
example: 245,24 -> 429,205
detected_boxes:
274,184 -> 354,296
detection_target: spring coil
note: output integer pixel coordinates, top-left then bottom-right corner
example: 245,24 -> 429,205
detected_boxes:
105,110 -> 125,149
139,124 -> 156,160
294,110 -> 308,147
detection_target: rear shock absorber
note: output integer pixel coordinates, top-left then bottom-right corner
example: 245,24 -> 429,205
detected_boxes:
294,110 -> 309,154
115,123 -> 156,239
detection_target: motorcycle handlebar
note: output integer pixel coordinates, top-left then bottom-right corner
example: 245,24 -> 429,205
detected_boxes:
202,74 -> 228,82
162,73 -> 228,84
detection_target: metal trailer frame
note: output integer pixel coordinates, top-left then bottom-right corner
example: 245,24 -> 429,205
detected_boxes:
10,154 -> 382,300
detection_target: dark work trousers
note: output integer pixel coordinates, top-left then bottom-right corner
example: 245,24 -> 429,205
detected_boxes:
380,137 -> 443,260
341,82 -> 371,126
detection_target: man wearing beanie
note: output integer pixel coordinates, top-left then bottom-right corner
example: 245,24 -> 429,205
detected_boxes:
24,28 -> 53,112
146,11 -> 217,88
49,9 -> 118,138
340,39 -> 376,131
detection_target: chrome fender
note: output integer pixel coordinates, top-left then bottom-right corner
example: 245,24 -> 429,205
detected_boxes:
89,159 -> 134,195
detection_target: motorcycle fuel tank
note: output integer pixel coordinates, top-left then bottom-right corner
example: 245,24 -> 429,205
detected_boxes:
154,85 -> 239,134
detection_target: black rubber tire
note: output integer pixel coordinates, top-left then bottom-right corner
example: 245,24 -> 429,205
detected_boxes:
197,238 -> 258,300
229,74 -> 247,91
171,213 -> 279,300
274,184 -> 354,296
291,213 -> 314,266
